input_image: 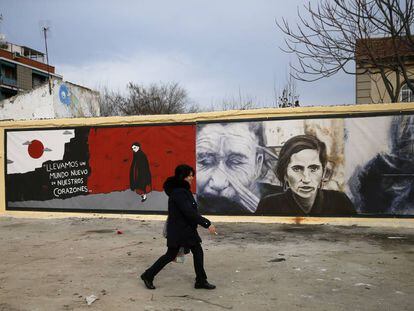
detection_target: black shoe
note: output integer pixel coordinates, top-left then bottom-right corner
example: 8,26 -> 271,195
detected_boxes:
194,281 -> 216,289
141,196 -> 147,202
140,273 -> 155,290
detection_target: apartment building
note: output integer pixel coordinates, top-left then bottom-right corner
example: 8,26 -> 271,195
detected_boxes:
0,40 -> 61,100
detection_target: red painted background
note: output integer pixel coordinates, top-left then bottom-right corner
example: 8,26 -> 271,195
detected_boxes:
87,125 -> 196,194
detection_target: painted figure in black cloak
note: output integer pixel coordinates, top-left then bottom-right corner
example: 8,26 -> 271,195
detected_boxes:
130,142 -> 152,202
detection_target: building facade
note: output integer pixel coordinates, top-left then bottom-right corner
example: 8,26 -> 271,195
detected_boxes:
0,78 -> 100,120
355,37 -> 414,104
0,41 -> 61,100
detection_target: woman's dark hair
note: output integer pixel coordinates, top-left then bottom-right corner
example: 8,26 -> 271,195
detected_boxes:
131,142 -> 141,148
174,164 -> 195,180
276,135 -> 327,184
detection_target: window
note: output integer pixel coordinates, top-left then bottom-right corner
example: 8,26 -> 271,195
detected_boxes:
32,72 -> 48,88
0,62 -> 17,86
400,80 -> 414,102
0,88 -> 18,100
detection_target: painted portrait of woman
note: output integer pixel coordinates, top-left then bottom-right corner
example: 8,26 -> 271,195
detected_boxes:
256,135 -> 356,216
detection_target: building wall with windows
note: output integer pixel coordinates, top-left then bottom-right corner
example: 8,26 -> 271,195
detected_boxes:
355,36 -> 414,104
0,43 -> 61,101
355,69 -> 372,104
401,79 -> 414,102
356,66 -> 414,104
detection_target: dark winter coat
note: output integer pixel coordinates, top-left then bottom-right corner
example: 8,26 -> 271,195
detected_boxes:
163,176 -> 211,248
129,150 -> 152,192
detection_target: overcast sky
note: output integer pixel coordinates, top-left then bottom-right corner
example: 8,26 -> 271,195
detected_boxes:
1,0 -> 355,109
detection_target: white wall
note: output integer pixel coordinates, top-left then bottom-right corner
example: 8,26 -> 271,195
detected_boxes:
0,85 -> 54,120
0,79 -> 100,120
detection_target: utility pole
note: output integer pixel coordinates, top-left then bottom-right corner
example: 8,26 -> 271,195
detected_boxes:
42,26 -> 51,94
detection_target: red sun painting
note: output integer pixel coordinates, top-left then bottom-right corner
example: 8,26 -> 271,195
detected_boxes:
28,140 -> 44,159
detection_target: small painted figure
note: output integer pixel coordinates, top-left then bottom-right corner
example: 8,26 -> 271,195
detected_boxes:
130,142 -> 152,202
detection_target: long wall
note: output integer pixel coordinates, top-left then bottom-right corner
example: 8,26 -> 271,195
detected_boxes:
2,103 -> 414,224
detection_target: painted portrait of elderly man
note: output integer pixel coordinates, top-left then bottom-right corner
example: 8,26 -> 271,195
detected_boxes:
196,122 -> 281,214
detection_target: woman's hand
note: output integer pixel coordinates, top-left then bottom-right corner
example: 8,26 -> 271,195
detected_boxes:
208,224 -> 217,235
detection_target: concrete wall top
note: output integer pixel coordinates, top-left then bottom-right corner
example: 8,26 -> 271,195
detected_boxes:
1,102 -> 414,130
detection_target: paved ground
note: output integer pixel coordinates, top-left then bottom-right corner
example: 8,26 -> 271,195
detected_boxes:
0,216 -> 413,311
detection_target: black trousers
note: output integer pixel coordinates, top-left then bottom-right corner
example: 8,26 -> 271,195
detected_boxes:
144,243 -> 207,283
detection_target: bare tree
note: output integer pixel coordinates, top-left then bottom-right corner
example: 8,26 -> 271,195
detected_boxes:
278,0 -> 414,103
219,89 -> 257,110
99,82 -> 198,116
275,68 -> 300,108
208,87 -> 280,111
98,87 -> 125,117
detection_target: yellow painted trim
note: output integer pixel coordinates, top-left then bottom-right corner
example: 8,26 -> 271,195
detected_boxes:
1,102 -> 414,129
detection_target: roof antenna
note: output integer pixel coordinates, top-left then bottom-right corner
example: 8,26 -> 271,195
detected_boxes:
40,21 -> 52,94
0,14 -> 6,46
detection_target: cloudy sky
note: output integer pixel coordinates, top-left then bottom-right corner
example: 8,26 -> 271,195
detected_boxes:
1,0 -> 355,109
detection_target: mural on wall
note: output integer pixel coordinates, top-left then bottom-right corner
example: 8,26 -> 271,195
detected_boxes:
5,113 -> 414,216
256,134 -> 356,216
196,115 -> 414,216
6,124 -> 196,211
6,128 -> 89,201
196,122 -> 280,214
348,115 -> 414,215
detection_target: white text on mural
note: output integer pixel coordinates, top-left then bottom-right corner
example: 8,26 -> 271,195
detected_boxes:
43,160 -> 89,198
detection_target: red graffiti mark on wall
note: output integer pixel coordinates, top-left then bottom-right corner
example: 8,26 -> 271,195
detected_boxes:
87,125 -> 196,194
294,217 -> 305,225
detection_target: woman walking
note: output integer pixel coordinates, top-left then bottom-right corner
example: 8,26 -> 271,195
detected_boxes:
141,164 -> 217,290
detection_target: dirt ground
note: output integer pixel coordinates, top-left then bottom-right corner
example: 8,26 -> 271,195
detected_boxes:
0,216 -> 413,311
